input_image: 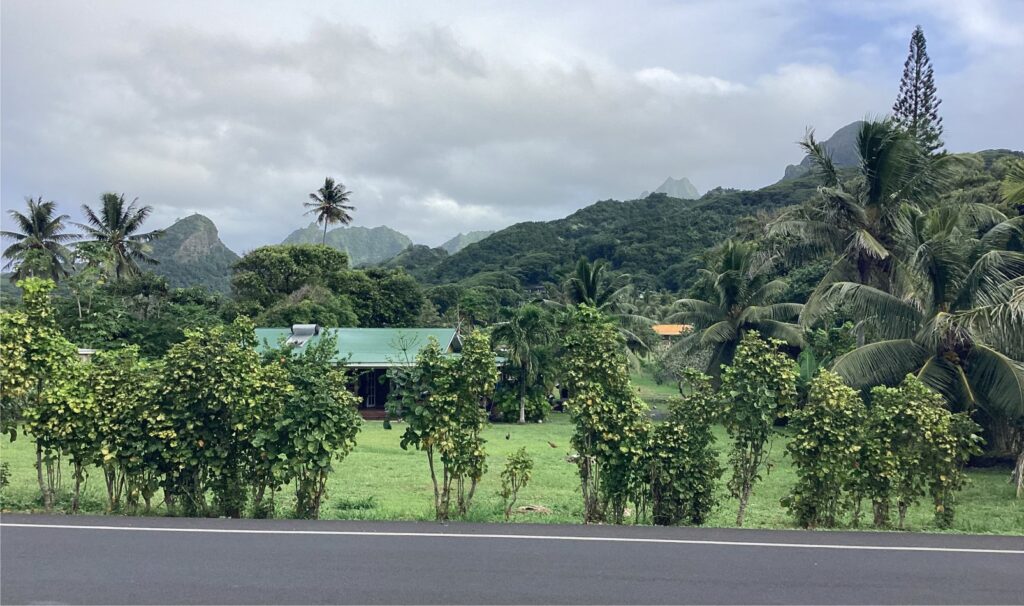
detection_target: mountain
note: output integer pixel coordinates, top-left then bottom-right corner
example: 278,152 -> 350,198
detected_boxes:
642,176 -> 699,200
282,224 -> 413,266
424,175 -> 823,291
782,120 -> 865,181
440,231 -> 494,254
149,214 -> 240,293
382,244 -> 450,281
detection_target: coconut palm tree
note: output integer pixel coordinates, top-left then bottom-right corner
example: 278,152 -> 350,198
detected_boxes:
771,119 -> 950,311
304,177 -> 354,244
550,257 -> 655,358
77,193 -> 163,279
491,304 -> 556,424
806,208 -> 1024,419
667,239 -> 804,377
1,197 -> 78,282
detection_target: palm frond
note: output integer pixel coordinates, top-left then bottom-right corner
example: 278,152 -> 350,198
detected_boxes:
799,128 -> 840,188
699,320 -> 739,348
959,251 -> 1024,308
980,216 -> 1024,251
752,319 -> 806,347
966,344 -> 1024,418
847,229 -> 891,261
667,299 -> 720,328
1001,159 -> 1024,206
740,302 -> 803,324
804,282 -> 922,339
832,339 -> 930,389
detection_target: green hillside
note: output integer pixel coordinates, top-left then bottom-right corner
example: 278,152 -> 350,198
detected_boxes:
422,175 -> 823,290
382,244 -> 449,280
149,214 -> 239,293
282,224 -> 412,266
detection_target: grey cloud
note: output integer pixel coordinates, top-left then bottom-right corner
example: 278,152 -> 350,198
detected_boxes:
2,0 -> 1021,250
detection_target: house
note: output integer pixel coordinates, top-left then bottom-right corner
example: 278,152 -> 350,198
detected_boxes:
255,325 -> 462,418
651,324 -> 692,340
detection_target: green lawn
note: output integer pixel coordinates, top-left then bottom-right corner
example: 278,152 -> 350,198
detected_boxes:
2,413 -> 1021,534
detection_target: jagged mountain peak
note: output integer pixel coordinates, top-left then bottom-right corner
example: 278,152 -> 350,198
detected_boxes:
440,230 -> 494,254
782,120 -> 865,181
149,213 -> 239,293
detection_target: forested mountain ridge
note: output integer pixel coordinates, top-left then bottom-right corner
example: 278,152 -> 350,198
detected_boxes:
421,174 -> 823,291
282,224 -> 413,266
149,214 -> 239,293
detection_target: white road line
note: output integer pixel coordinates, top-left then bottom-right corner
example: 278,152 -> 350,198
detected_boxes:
2,522 -> 1022,555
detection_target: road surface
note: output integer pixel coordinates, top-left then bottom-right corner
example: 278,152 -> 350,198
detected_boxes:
1,515 -> 1022,604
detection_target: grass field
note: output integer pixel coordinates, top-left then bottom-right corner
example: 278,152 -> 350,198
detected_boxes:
2,412 -> 1021,534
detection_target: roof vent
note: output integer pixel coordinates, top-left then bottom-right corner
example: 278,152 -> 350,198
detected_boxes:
287,324 -> 320,347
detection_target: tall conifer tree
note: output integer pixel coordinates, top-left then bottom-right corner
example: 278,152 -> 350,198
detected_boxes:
893,26 -> 944,153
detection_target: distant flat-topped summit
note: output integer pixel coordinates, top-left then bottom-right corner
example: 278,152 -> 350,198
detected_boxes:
642,176 -> 699,200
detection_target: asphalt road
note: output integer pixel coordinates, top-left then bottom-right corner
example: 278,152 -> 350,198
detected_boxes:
1,515 -> 1022,605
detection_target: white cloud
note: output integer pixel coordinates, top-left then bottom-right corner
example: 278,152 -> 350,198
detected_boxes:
1,0 -> 1020,250
634,67 -> 748,95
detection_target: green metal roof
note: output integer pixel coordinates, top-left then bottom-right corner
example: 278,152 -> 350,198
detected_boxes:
254,327 -> 460,368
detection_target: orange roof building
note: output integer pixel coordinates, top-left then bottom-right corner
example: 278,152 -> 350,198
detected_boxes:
652,324 -> 692,337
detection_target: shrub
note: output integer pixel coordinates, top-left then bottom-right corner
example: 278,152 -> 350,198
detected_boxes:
561,305 -> 651,524
719,332 -> 797,526
4,278 -> 81,511
499,447 -> 534,520
160,318 -> 288,517
782,370 -> 866,528
389,330 -> 497,520
267,335 -> 362,520
647,370 -> 722,525
854,375 -> 983,529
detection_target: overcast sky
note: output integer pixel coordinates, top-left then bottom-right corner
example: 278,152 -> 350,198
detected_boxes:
2,0 -> 1022,251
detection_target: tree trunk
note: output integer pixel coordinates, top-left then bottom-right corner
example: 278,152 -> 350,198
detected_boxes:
323,222 -> 328,245
253,482 -> 269,519
873,500 -> 890,528
72,461 -> 83,513
517,379 -> 527,424
426,448 -> 443,520
35,443 -> 52,512
104,465 -> 118,512
1014,448 -> 1024,499
736,482 -> 752,527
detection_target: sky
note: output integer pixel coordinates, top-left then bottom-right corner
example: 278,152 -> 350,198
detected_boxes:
2,0 -> 1022,251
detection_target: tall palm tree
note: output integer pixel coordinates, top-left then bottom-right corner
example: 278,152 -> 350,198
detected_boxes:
304,177 -> 354,244
1,197 -> 78,282
806,208 -> 1024,419
667,240 -> 804,377
492,304 -> 556,424
566,257 -> 627,308
771,119 -> 950,312
552,257 -> 654,358
77,193 -> 163,279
